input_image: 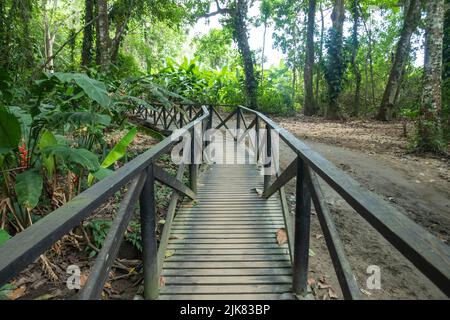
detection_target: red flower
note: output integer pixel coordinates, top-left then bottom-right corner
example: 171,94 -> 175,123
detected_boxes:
18,142 -> 29,168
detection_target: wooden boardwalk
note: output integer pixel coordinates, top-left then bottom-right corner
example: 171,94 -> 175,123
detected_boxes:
159,134 -> 293,300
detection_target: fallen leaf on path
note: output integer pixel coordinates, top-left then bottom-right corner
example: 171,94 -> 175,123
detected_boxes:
328,288 -> 338,299
252,188 -> 263,196
80,273 -> 88,287
276,228 -> 287,246
360,288 -> 372,296
318,282 -> 331,289
309,249 -> 316,257
307,278 -> 316,287
165,250 -> 175,258
8,285 -> 26,300
159,276 -> 166,287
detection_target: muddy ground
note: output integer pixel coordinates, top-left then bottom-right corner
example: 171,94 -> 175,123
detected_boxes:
272,115 -> 449,299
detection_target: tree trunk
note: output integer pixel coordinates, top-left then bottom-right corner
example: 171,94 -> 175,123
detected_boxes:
81,0 -> 94,66
96,0 -> 110,69
443,0 -> 450,134
325,0 -> 345,120
350,0 -> 361,117
261,18 -> 267,84
315,2 -> 324,106
303,0 -> 316,116
110,4 -> 133,63
417,0 -> 445,152
234,0 -> 258,110
377,0 -> 421,121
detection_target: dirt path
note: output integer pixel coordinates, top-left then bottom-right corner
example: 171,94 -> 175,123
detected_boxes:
273,116 -> 449,299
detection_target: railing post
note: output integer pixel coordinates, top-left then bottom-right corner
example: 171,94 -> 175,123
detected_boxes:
255,115 -> 260,163
264,124 -> 272,192
179,108 -> 184,128
293,156 -> 312,296
139,163 -> 158,300
189,125 -> 198,193
236,107 -> 241,130
162,108 -> 167,129
205,105 -> 213,151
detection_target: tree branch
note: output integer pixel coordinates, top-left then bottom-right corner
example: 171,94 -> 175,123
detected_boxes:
197,7 -> 232,19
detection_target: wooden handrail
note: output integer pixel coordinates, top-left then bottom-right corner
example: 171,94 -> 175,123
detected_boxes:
0,105 -> 210,294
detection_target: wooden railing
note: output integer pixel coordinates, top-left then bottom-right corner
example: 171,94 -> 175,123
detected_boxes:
0,102 -> 449,300
231,104 -> 450,298
0,104 -> 211,300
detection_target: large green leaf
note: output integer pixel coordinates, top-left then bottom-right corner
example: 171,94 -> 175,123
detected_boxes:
87,127 -> 137,185
38,130 -> 58,178
53,73 -> 111,108
0,108 -> 21,153
15,169 -> 43,210
0,229 -> 11,247
67,112 -> 111,127
43,146 -> 100,172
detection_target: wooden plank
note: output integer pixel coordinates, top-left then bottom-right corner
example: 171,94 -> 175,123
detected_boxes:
163,261 -> 291,269
171,225 -> 284,230
169,233 -> 276,239
162,268 -> 292,276
170,229 -> 280,234
159,293 -> 293,300
159,284 -> 291,294
167,243 -> 287,249
165,255 -> 290,262
172,221 -> 284,225
170,249 -> 288,255
174,216 -> 284,221
164,275 -> 292,285
168,238 -> 278,244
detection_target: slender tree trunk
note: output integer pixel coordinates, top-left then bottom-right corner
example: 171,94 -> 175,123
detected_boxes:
325,0 -> 345,120
96,0 -> 110,69
234,0 -> 258,110
417,0 -> 445,152
81,0 -> 94,66
364,58 -> 369,114
42,0 -> 56,73
292,66 -> 296,106
443,0 -> 450,135
110,4 -> 133,63
261,18 -> 267,83
350,0 -> 361,116
304,0 -> 316,116
377,0 -> 421,121
367,18 -> 375,108
315,2 -> 324,107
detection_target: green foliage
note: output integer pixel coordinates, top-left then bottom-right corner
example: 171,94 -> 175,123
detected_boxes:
0,108 -> 21,153
193,28 -> 238,69
43,146 -> 100,172
257,63 -> 296,114
14,169 -> 43,210
85,220 -> 112,257
88,127 -> 138,185
0,229 -> 11,247
125,220 -> 142,252
51,73 -> 111,108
